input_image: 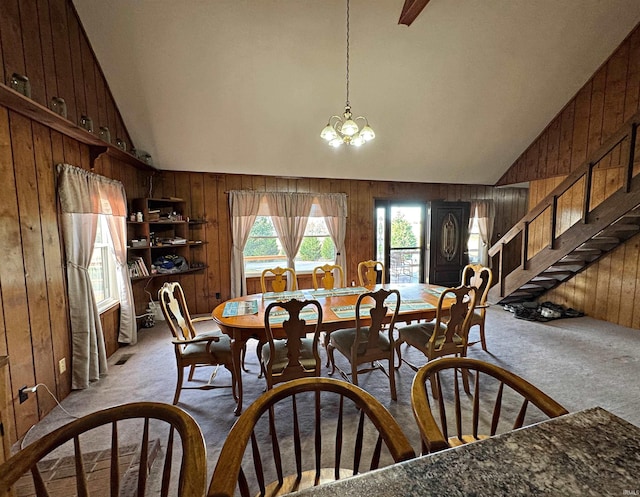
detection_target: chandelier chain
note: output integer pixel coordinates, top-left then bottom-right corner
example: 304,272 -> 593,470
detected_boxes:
345,0 -> 350,107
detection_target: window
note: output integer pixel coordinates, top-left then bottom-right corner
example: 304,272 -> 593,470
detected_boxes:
243,216 -> 335,276
88,215 -> 119,311
467,216 -> 481,264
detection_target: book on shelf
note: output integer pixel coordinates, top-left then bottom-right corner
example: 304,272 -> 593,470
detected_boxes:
128,256 -> 149,277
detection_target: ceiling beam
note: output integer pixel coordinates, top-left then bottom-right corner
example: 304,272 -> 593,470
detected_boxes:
398,0 -> 433,26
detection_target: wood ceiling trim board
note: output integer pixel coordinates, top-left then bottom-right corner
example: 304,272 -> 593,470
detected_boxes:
398,0 -> 433,26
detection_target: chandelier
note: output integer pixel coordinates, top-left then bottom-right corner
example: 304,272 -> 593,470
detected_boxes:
320,0 -> 375,148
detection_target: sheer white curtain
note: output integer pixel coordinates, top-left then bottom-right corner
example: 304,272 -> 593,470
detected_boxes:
265,193 -> 313,283
57,164 -> 133,388
316,193 -> 348,281
229,191 -> 262,297
101,180 -> 136,344
470,200 -> 495,266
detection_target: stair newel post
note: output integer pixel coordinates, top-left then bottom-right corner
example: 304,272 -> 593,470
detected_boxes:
521,223 -> 529,271
624,122 -> 637,193
549,196 -> 558,250
582,164 -> 593,224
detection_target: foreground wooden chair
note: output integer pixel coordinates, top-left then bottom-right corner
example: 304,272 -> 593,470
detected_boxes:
0,402 -> 207,497
262,299 -> 323,389
327,288 -> 401,400
411,357 -> 568,454
207,377 -> 415,497
311,264 -> 345,290
357,260 -> 385,286
261,266 -> 298,293
461,264 -> 493,351
159,282 -> 237,404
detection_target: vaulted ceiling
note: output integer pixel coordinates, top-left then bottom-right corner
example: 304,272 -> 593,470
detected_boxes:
73,0 -> 640,185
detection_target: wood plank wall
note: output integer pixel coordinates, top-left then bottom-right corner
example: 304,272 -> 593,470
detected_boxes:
137,173 -> 529,316
0,0 -> 148,442
496,22 -> 640,331
497,23 -> 640,186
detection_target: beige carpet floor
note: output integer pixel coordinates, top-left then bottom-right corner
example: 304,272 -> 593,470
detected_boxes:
16,305 -> 640,492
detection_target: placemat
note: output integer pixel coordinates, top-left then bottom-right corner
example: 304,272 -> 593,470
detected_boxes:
262,290 -> 307,301
307,286 -> 368,298
222,300 -> 259,317
267,308 -> 319,324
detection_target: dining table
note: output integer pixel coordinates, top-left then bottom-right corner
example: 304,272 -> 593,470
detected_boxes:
212,282 -> 449,415
286,406 -> 640,496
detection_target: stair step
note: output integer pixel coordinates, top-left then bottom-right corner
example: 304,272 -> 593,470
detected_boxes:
552,260 -> 586,267
510,290 -> 538,298
605,223 -> 640,233
520,283 -> 549,290
588,236 -> 620,245
569,248 -> 602,259
541,270 -> 574,278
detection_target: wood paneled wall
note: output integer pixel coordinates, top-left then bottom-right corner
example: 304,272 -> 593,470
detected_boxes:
136,173 -> 529,316
0,0 -> 149,443
497,23 -> 640,186
528,176 -> 640,329
0,0 -> 133,148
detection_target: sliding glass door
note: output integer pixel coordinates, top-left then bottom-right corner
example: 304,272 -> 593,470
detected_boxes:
375,201 -> 425,284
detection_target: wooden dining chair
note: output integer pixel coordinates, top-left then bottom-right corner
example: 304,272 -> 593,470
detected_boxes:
312,264 -> 345,290
327,288 -> 401,400
207,377 -> 415,497
411,357 -> 569,454
262,299 -> 323,390
395,285 -> 477,393
357,260 -> 385,286
261,266 -> 298,293
461,264 -> 493,351
0,402 -> 207,497
158,282 -> 237,405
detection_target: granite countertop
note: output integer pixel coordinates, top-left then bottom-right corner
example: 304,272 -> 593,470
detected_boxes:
288,407 -> 640,496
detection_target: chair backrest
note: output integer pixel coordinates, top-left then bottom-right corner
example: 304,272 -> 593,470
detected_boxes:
0,402 -> 207,497
357,260 -> 385,286
461,264 -> 492,305
207,377 -> 415,497
427,285 -> 477,358
159,281 -> 197,340
263,299 -> 323,388
352,288 -> 400,360
411,357 -> 568,454
312,264 -> 345,290
261,267 -> 298,293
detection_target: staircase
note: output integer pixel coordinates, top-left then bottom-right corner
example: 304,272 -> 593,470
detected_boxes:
488,110 -> 640,305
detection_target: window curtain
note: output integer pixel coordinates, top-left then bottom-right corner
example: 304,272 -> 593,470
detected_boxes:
57,164 -> 133,389
229,191 -> 262,297
265,193 -> 313,289
316,193 -> 348,282
470,200 -> 495,267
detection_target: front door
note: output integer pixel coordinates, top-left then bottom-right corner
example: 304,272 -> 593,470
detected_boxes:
427,201 -> 470,286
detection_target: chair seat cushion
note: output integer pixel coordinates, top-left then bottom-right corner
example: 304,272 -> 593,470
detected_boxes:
182,333 -> 232,363
330,326 -> 390,356
399,322 -> 463,349
261,337 -> 317,373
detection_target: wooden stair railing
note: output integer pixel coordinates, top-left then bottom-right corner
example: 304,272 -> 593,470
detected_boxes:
488,109 -> 640,304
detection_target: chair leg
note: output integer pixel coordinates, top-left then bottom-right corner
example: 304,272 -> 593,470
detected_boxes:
256,340 -> 264,378
241,343 -> 250,373
324,332 -> 331,367
479,322 -> 488,351
188,364 -> 196,381
327,342 -> 336,375
389,357 -> 397,401
394,340 -> 403,370
173,366 -> 184,405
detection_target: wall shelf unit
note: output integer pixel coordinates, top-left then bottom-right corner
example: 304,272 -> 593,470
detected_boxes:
0,83 -> 154,171
127,197 -> 208,280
